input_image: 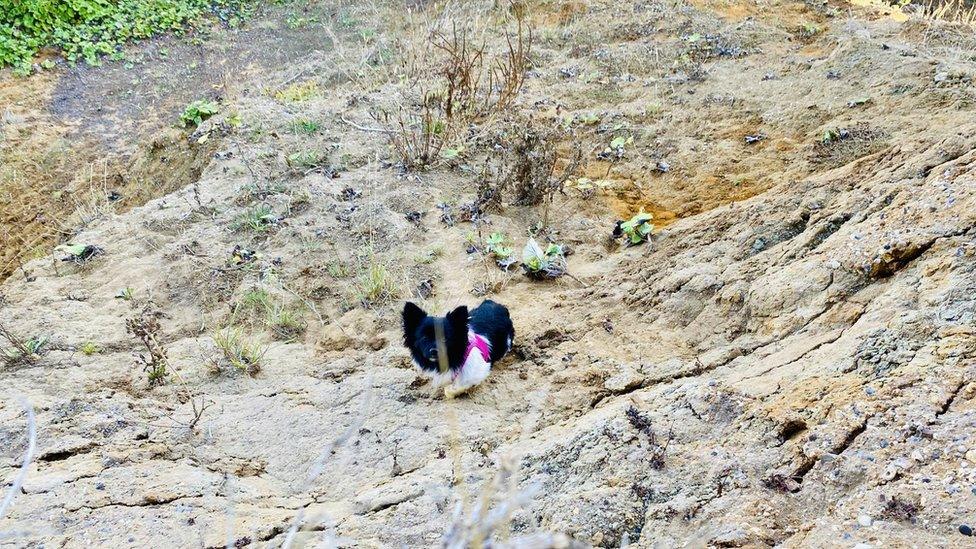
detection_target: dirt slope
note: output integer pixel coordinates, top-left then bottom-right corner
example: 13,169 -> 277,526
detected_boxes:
2,1 -> 976,548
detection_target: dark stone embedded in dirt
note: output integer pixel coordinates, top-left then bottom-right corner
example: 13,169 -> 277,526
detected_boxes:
107,191 -> 122,201
960,525 -> 973,536
339,187 -> 361,201
415,279 -> 434,299
655,160 -> 670,172
405,211 -> 423,224
826,70 -> 841,79
229,245 -> 257,265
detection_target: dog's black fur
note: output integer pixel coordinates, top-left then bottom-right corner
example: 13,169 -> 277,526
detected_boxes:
402,300 -> 515,373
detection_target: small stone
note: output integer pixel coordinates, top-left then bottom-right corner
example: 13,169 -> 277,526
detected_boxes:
965,449 -> 976,463
858,514 -> 873,527
853,543 -> 873,549
960,524 -> 973,536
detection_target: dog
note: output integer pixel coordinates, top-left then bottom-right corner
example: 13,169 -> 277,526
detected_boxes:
402,300 -> 515,396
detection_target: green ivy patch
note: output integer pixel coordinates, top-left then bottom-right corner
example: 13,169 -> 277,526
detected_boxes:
0,0 -> 253,75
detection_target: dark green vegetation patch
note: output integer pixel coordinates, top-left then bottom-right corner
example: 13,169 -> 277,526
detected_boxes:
0,0 -> 252,75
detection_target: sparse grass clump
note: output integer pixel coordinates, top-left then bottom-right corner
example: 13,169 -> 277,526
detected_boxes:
231,288 -> 307,341
289,119 -> 322,134
287,149 -> 330,170
354,248 -> 400,306
232,205 -> 278,233
265,303 -> 307,341
211,327 -> 266,376
274,80 -> 320,102
357,262 -> 399,304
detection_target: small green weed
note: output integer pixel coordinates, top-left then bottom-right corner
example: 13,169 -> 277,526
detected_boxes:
290,119 -> 322,134
1,329 -> 48,364
232,288 -> 306,341
115,287 -> 135,301
79,342 -> 100,356
287,149 -> 329,170
327,260 -> 350,278
484,232 -> 516,269
180,99 -> 220,128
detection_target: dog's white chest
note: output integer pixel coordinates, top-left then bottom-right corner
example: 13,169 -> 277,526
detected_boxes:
452,350 -> 491,391
418,331 -> 493,392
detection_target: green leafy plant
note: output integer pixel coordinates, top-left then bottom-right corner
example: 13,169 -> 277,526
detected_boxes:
800,22 -> 821,37
0,0 -> 254,75
521,238 -> 567,279
1,324 -> 47,364
616,211 -> 655,245
180,99 -> 220,128
59,243 -> 103,263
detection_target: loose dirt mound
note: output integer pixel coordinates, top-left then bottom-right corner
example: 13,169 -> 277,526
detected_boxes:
2,1 -> 976,548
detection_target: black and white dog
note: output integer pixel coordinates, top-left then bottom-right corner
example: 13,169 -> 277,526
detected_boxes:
402,300 -> 514,394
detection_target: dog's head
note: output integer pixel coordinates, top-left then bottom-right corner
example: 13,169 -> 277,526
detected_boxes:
402,302 -> 469,372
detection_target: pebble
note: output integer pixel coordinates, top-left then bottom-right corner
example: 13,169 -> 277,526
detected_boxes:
965,449 -> 976,463
858,514 -> 873,527
960,524 -> 973,536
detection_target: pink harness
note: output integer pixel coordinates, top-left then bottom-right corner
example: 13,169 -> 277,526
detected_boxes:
453,333 -> 491,380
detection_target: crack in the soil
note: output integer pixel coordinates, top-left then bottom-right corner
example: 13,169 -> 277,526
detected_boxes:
793,416 -> 871,487
935,379 -> 966,417
70,494 -> 202,512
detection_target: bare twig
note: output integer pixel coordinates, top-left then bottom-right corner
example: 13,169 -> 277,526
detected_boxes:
339,116 -> 392,134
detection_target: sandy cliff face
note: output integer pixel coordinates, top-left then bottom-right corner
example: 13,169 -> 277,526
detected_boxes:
2,1 -> 975,547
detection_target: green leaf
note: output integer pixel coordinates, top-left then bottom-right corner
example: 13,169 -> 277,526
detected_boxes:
62,243 -> 88,256
610,136 -> 628,149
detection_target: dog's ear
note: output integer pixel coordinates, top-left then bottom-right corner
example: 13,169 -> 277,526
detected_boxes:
402,302 -> 427,339
446,305 -> 469,331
